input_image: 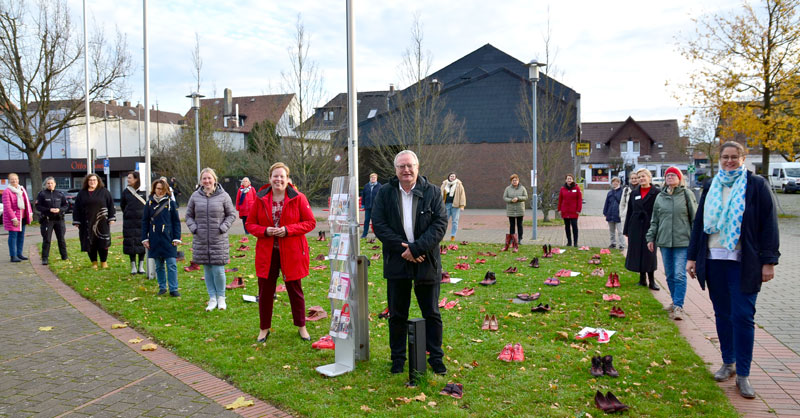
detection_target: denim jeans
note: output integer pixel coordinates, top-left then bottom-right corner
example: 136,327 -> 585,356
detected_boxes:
707,259 -> 758,377
154,257 -> 179,292
7,224 -> 26,258
445,203 -> 461,237
660,247 -> 688,307
361,208 -> 372,238
203,264 -> 226,298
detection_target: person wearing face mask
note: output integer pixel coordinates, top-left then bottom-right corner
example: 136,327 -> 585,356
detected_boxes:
646,167 -> 697,320
557,173 -> 583,247
624,168 -> 660,290
440,172 -> 466,242
247,163 -> 316,342
686,142 -> 780,399
3,173 -> 33,262
236,177 -> 256,235
603,177 -> 624,250
121,171 -> 147,274
73,173 -> 116,269
142,178 -> 182,297
185,167 -> 236,311
34,177 -> 70,265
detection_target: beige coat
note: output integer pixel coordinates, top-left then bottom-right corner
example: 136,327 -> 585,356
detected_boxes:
440,179 -> 466,209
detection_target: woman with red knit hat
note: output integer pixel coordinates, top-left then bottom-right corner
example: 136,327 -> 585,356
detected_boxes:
646,166 -> 697,320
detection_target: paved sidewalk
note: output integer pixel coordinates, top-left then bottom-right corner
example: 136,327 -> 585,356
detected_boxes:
0,242 -> 288,418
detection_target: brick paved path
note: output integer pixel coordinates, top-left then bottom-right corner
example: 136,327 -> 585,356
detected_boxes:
0,241 -> 287,418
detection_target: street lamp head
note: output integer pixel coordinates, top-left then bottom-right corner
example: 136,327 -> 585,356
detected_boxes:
186,92 -> 205,109
526,60 -> 547,81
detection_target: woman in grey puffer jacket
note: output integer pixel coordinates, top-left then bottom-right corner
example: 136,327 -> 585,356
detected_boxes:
185,168 -> 236,311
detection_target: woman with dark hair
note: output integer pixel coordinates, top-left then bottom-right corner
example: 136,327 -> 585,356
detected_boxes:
121,171 -> 147,274
247,162 -> 316,342
142,178 -> 182,296
557,173 -> 583,247
624,169 -> 660,290
73,173 -> 116,269
502,174 -> 527,252
686,142 -> 780,399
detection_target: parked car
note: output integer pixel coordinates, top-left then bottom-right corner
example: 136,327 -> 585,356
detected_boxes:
767,162 -> 800,193
58,188 -> 80,214
651,177 -> 665,188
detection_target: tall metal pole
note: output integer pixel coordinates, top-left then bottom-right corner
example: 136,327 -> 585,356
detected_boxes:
531,76 -> 538,241
143,0 -> 150,196
104,102 -> 110,188
194,106 -> 201,181
82,0 -> 91,175
346,0 -> 359,236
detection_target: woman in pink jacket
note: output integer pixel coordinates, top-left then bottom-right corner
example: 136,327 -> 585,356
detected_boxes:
3,173 -> 34,262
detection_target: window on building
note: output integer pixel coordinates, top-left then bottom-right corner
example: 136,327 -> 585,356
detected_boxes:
633,142 -> 640,152
289,116 -> 295,128
657,143 -> 664,149
54,177 -> 70,190
323,111 -> 328,121
620,142 -> 627,153
591,168 -> 609,182
328,111 -> 335,120
596,143 -> 602,149
367,109 -> 377,118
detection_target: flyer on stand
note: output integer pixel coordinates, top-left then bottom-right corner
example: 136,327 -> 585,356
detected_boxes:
328,271 -> 341,299
328,233 -> 341,259
329,308 -> 342,337
336,273 -> 351,300
336,234 -> 350,260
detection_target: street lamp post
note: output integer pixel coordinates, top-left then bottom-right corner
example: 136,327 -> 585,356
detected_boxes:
103,102 -> 111,189
186,93 -> 204,183
526,60 -> 546,241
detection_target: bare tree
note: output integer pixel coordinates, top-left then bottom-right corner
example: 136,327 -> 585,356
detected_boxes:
513,16 -> 578,222
366,13 -> 466,183
191,32 -> 202,94
681,113 -> 720,179
277,15 -> 341,202
0,0 -> 131,197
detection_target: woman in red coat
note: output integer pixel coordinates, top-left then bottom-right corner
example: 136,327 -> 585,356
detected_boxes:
235,177 -> 257,235
246,163 -> 316,342
557,173 -> 583,247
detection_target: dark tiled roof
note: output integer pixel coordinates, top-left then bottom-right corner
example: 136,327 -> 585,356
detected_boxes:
302,91 -> 391,131
353,44 -> 580,147
581,117 -> 686,163
26,100 -> 183,124
187,94 -> 295,134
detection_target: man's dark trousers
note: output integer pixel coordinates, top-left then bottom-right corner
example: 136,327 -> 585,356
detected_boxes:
40,218 -> 67,260
387,278 -> 443,363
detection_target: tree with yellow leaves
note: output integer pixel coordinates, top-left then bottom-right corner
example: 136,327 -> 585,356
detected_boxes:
678,0 -> 800,174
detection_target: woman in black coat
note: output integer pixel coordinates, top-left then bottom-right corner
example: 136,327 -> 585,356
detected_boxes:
142,178 -> 182,296
72,173 -> 116,269
121,171 -> 147,274
623,169 -> 660,289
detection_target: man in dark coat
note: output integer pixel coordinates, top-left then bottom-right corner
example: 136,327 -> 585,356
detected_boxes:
372,150 -> 448,376
360,173 -> 381,238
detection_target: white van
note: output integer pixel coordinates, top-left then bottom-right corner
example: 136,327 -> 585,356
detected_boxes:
768,162 -> 800,193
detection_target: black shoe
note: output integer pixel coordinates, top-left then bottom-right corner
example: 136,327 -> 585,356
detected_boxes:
430,359 -> 447,375
169,291 -> 181,297
42,258 -> 49,265
257,330 -> 271,343
61,257 -> 69,261
17,255 -> 28,261
390,359 -> 405,374
10,256 -> 20,263
157,289 -> 167,296
648,278 -> 660,291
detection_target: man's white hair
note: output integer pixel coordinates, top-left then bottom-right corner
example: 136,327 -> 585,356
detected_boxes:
393,150 -> 419,167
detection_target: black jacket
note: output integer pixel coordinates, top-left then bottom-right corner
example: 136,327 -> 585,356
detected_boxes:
34,189 -> 69,221
121,188 -> 147,255
362,181 -> 382,210
73,187 -> 116,252
371,176 -> 447,283
603,188 -> 622,223
623,186 -> 660,272
142,195 -> 181,259
688,171 -> 780,294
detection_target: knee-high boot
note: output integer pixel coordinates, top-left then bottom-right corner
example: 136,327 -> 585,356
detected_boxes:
501,234 -> 511,251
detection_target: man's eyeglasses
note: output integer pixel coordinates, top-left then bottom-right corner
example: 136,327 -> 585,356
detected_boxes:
395,164 -> 416,170
720,155 -> 741,161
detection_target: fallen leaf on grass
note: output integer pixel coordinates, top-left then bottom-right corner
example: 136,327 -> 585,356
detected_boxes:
663,358 -> 672,365
128,338 -> 143,344
650,361 -> 660,367
111,323 -> 127,329
126,297 -> 140,302
413,393 -> 427,402
342,386 -> 352,390
507,312 -> 523,318
224,396 -> 254,410
141,343 -> 157,351
470,338 -> 483,343
282,365 -> 291,369
427,401 -> 437,407
556,331 -> 569,340
360,405 -> 372,412
38,326 -> 54,331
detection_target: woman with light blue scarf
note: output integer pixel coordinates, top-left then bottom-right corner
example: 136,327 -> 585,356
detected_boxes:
686,142 -> 780,400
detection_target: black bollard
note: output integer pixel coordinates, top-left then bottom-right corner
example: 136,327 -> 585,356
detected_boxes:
407,318 -> 426,386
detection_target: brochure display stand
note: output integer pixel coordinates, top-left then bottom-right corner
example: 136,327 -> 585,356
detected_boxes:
317,176 -> 369,377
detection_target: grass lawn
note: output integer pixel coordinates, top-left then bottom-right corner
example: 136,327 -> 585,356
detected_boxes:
47,234 -> 736,417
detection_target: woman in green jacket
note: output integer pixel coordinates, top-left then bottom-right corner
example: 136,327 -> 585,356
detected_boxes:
646,167 -> 697,320
502,174 -> 528,251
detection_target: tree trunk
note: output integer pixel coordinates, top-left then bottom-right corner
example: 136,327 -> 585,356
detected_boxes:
26,150 -> 43,199
761,146 -> 770,179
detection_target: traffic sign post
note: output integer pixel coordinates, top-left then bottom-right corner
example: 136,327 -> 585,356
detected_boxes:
688,164 -> 695,173
576,143 -> 590,157
103,159 -> 110,175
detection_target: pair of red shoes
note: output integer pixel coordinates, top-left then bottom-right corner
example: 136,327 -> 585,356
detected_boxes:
542,244 -> 553,258
476,251 -> 497,257
474,258 -> 486,264
554,269 -> 571,277
370,253 -> 381,260
454,263 -> 471,270
313,254 -> 326,261
378,307 -> 390,319
609,306 -> 626,318
503,266 -> 518,273
544,277 -> 560,286
447,244 -> 459,251
514,257 -> 528,261
311,335 -> 335,350
236,245 -> 250,251
516,292 -> 540,302
439,383 -> 463,399
599,248 -> 612,255
602,293 -> 621,301
497,343 -> 524,362
439,245 -> 448,255
591,267 -> 605,276
456,255 -> 468,260
595,391 -> 628,413
238,237 -> 249,243
305,306 -> 328,321
454,287 -> 475,297
369,245 -> 381,250
183,262 -> 201,272
575,328 -> 611,344
481,314 -> 499,331
605,272 -> 621,288
311,265 -> 327,270
226,277 -> 245,289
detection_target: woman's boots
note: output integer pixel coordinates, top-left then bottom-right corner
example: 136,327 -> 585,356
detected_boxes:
501,234 -> 512,251
138,260 -> 146,274
130,261 -> 137,275
648,273 -> 660,291
511,234 -> 519,253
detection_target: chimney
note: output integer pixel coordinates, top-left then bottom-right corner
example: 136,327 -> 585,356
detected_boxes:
136,103 -> 143,109
429,78 -> 441,93
389,83 -> 394,93
123,101 -> 131,107
224,88 -> 233,115
109,99 -> 117,106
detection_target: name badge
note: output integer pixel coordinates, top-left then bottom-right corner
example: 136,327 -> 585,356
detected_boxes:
571,189 -> 577,193
634,196 -> 642,200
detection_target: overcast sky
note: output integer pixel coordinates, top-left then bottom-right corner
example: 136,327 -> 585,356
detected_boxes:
68,0 -> 743,122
